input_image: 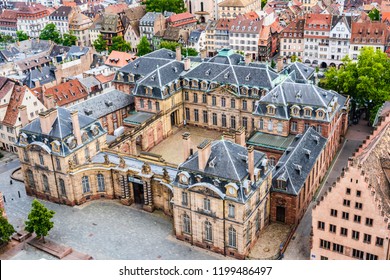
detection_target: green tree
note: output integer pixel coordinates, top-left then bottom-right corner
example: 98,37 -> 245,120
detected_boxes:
270,59 -> 276,68
137,36 -> 152,56
159,40 -> 180,51
109,36 -> 131,53
368,8 -> 380,21
25,199 -> 55,243
93,34 -> 108,53
261,0 -> 267,9
16,30 -> 29,41
39,23 -> 62,44
291,54 -> 298,62
62,32 -> 77,46
143,0 -> 186,14
0,210 -> 15,244
183,47 -> 198,57
320,47 -> 390,122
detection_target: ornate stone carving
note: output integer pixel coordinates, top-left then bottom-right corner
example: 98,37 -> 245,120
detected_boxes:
119,156 -> 126,168
162,168 -> 170,182
68,159 -> 75,170
141,162 -> 152,174
104,154 -> 110,165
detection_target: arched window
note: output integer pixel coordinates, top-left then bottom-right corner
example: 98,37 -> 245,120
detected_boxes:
82,176 -> 90,193
228,226 -> 237,248
27,170 -> 35,188
97,174 -> 105,192
59,178 -> 66,196
183,214 -> 191,234
205,221 -> 213,241
42,174 -> 49,192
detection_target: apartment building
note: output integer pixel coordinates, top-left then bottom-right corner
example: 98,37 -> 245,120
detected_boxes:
280,18 -> 305,59
16,4 -> 51,38
327,15 -> 352,67
69,12 -> 93,47
139,12 -> 166,45
48,6 -> 76,36
218,0 -> 261,19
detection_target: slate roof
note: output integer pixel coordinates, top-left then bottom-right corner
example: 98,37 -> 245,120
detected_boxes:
49,6 -> 73,19
19,107 -> 105,156
175,139 -> 269,203
70,89 -> 134,119
66,46 -> 89,60
255,81 -> 347,122
140,12 -> 162,26
23,66 -> 56,89
272,127 -> 327,195
284,62 -> 315,84
78,76 -> 101,90
188,30 -> 203,44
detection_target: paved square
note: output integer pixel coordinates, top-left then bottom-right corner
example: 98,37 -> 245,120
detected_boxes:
1,167 -> 222,260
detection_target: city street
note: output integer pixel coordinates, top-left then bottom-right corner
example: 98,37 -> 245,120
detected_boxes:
283,119 -> 372,259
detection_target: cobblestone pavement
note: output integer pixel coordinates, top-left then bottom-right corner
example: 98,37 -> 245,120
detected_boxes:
283,119 -> 372,260
0,168 -> 222,260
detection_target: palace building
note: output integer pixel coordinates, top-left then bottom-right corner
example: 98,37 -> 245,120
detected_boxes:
16,48 -> 350,258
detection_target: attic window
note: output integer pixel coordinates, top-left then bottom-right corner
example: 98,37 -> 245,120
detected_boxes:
277,178 -> 287,190
295,90 -> 302,99
245,73 -> 250,81
304,108 -> 312,117
224,72 -> 229,79
312,135 -> 320,144
293,164 -> 302,175
303,148 -> 311,158
205,69 -> 211,76
208,157 -> 216,168
105,100 -> 113,107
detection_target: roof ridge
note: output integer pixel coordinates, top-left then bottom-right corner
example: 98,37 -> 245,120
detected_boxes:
311,84 -> 328,107
221,140 -> 241,181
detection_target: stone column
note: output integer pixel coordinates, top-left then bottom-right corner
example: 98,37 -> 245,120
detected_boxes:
142,179 -> 154,212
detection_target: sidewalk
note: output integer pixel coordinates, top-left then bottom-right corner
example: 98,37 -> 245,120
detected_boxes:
0,150 -> 18,164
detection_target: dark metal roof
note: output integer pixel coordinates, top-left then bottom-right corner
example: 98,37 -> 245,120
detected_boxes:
247,132 -> 296,151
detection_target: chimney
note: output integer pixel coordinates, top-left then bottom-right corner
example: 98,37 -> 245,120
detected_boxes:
200,48 -> 207,59
197,139 -> 212,171
182,132 -> 191,161
247,146 -> 255,182
176,45 -> 182,61
235,127 -> 246,147
44,94 -> 56,109
277,57 -> 283,72
184,57 -> 191,71
18,105 -> 29,127
71,110 -> 82,146
245,53 -> 252,65
39,108 -> 58,135
222,131 -> 235,142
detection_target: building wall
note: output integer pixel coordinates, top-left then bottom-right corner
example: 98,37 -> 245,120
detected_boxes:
0,191 -> 6,218
312,163 -> 390,260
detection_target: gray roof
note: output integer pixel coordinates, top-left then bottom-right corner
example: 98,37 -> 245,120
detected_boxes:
188,30 -> 203,44
70,89 -> 134,119
247,132 -> 296,151
180,140 -> 265,182
140,12 -> 162,25
18,107 -> 105,156
66,46 -> 89,60
23,66 -> 56,88
272,127 -> 327,195
123,111 -> 154,125
284,62 -> 315,83
78,76 -> 101,89
49,6 -> 73,18
255,81 -> 347,122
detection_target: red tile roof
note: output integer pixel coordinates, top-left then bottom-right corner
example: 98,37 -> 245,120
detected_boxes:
244,11 -> 259,20
105,3 -> 128,15
168,12 -> 195,23
44,79 -> 88,107
2,85 -> 25,126
95,73 -> 115,84
105,51 -> 136,68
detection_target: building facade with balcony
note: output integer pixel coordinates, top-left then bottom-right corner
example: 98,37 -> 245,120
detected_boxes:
16,4 -> 51,38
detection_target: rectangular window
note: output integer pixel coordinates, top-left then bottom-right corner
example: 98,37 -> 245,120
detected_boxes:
363,234 -> 371,244
330,209 -> 338,217
291,121 -> 297,132
55,158 -> 61,170
148,100 -> 152,110
228,204 -> 235,218
184,91 -> 189,101
318,221 -> 325,230
194,109 -> 199,122
221,97 -> 226,107
366,253 -> 378,260
320,239 -> 331,250
329,224 -> 336,233
352,230 -> 360,240
156,102 -> 160,111
332,243 -> 344,254
365,218 -> 373,226
203,198 -> 210,211
202,94 -> 207,103
304,123 -> 309,131
346,188 -> 351,195
212,113 -> 217,126
354,215 -> 361,223
320,256 -> 328,260
352,249 -> 364,260
222,115 -> 226,127
182,192 -> 188,206
242,117 -> 248,129
343,199 -> 350,207
39,154 -> 44,165
356,190 -> 361,197
185,108 -> 190,121
203,111 -> 208,123
231,99 -> 235,108
193,93 -> 198,103
340,227 -> 348,236
376,237 -> 384,247
230,116 -> 236,129
355,202 -> 363,210
242,100 -> 247,110
342,212 -> 349,220
212,96 -> 216,106
140,99 -> 144,108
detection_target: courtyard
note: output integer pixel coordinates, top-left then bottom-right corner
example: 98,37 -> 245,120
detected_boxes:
0,167 -> 223,260
149,126 -> 223,165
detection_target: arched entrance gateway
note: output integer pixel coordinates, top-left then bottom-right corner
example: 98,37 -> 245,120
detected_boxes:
320,62 -> 327,68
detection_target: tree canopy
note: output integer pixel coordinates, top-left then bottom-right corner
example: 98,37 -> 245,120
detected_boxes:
261,0 -> 267,9
0,34 -> 15,45
159,41 -> 198,57
25,199 -> 55,242
109,36 -> 131,53
368,8 -> 380,21
0,210 -> 15,244
137,36 -> 152,56
93,34 -> 107,53
62,32 -> 77,47
319,47 -> 390,121
16,31 -> 29,42
39,23 -> 62,44
144,0 -> 186,14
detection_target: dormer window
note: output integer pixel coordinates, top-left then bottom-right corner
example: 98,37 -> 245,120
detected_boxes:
267,105 -> 276,115
179,172 -> 190,185
192,80 -> 198,88
316,109 -> 325,119
128,74 -> 134,82
304,107 -> 312,117
81,131 -> 89,143
291,105 -> 300,116
277,178 -> 287,190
